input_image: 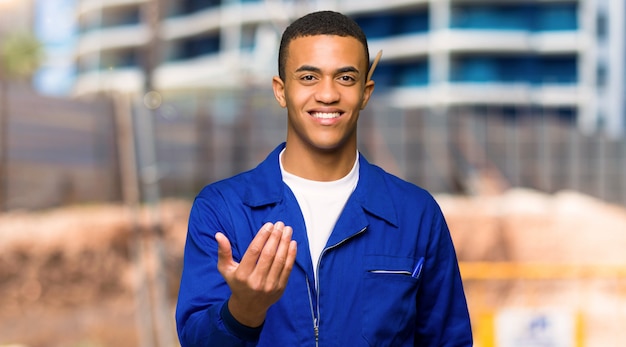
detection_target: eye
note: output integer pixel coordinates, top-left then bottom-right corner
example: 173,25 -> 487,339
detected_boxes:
338,75 -> 357,85
298,74 -> 318,85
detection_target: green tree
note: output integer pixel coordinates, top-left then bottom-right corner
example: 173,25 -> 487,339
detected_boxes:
0,32 -> 44,211
0,31 -> 44,81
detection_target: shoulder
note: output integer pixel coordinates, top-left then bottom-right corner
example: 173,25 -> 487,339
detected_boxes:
197,169 -> 254,199
196,143 -> 284,205
365,161 -> 438,206
360,160 -> 447,232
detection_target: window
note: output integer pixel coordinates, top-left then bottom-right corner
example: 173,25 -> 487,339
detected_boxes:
596,63 -> 607,89
538,55 -> 577,84
353,9 -> 429,39
181,0 -> 222,14
101,7 -> 141,28
450,2 -> 578,31
373,60 -> 429,88
533,3 -> 578,31
450,56 -> 523,83
450,54 -> 577,84
170,34 -> 221,60
99,49 -> 140,70
393,60 -> 429,87
596,12 -> 608,40
451,4 -> 532,30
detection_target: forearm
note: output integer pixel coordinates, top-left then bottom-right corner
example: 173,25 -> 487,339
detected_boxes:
178,301 -> 261,347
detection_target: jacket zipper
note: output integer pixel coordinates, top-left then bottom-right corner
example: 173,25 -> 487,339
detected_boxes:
305,278 -> 319,346
307,226 -> 367,346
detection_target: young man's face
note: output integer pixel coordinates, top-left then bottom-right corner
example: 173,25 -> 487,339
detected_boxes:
273,35 -> 374,154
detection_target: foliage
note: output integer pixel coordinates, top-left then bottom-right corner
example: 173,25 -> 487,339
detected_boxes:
0,32 -> 44,81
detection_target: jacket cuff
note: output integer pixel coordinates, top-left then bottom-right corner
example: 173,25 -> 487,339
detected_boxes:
220,300 -> 264,341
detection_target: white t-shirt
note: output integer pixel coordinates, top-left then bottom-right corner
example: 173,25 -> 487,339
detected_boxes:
280,150 -> 359,282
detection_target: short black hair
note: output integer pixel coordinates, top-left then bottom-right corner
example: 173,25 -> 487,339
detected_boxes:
278,11 -> 370,81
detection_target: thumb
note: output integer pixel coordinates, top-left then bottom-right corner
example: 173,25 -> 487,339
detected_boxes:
215,232 -> 237,273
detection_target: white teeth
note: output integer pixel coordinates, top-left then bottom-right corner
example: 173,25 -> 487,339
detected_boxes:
311,112 -> 340,119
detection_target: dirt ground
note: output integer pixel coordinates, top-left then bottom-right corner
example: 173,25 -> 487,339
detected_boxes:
1,189 -> 626,347
0,200 -> 189,347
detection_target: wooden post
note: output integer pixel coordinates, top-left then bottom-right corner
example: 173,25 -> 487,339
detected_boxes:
0,77 -> 8,211
113,92 -> 155,347
140,0 -> 176,346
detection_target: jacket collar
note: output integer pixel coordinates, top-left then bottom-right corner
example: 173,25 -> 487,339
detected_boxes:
242,143 -> 398,227
242,143 -> 287,207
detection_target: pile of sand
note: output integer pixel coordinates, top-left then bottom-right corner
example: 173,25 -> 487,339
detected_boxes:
438,188 -> 626,264
0,200 -> 190,347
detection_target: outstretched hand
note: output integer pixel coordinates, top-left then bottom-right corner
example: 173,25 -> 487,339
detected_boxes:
215,222 -> 297,327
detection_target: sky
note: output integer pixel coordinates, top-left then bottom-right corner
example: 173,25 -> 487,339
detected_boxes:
33,0 -> 77,96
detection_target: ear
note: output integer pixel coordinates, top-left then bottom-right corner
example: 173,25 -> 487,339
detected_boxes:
360,79 -> 375,110
272,76 -> 287,108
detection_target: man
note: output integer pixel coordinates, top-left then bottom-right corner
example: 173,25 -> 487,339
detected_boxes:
176,10 -> 472,346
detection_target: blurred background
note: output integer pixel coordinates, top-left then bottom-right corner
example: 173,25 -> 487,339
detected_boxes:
0,0 -> 625,346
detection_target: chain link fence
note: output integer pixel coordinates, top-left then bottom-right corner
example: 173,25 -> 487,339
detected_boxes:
3,86 -> 626,210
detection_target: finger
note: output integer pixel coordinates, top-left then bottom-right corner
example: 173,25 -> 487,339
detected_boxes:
238,222 -> 274,274
215,232 -> 236,274
265,225 -> 294,286
251,221 -> 285,278
278,240 -> 298,287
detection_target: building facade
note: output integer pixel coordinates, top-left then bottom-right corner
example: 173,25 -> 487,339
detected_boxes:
0,0 -> 34,35
72,0 -> 625,136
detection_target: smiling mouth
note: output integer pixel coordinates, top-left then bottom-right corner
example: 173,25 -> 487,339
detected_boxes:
310,112 -> 341,119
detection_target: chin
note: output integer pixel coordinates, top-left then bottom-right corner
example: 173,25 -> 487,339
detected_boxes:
309,139 -> 351,153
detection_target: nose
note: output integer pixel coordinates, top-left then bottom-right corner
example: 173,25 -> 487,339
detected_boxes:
314,78 -> 340,104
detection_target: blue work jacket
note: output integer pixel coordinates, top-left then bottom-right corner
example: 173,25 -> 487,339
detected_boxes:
176,143 -> 472,346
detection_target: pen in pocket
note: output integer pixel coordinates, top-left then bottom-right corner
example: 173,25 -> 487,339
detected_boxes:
411,257 -> 424,279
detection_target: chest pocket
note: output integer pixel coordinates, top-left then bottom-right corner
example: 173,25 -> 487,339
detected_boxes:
360,254 -> 422,347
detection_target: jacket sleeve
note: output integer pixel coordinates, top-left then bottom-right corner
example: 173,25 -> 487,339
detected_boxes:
175,190 -> 261,347
414,201 -> 473,346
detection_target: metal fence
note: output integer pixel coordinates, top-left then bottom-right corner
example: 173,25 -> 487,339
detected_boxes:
2,86 -> 626,210
150,90 -> 626,206
2,85 -> 119,210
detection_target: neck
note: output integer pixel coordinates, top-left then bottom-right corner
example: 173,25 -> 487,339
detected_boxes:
281,142 -> 357,181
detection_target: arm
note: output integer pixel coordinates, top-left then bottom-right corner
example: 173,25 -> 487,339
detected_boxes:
414,205 -> 473,347
175,193 -> 297,347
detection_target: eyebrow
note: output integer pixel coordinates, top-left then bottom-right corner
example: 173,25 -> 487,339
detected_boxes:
295,65 -> 360,75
